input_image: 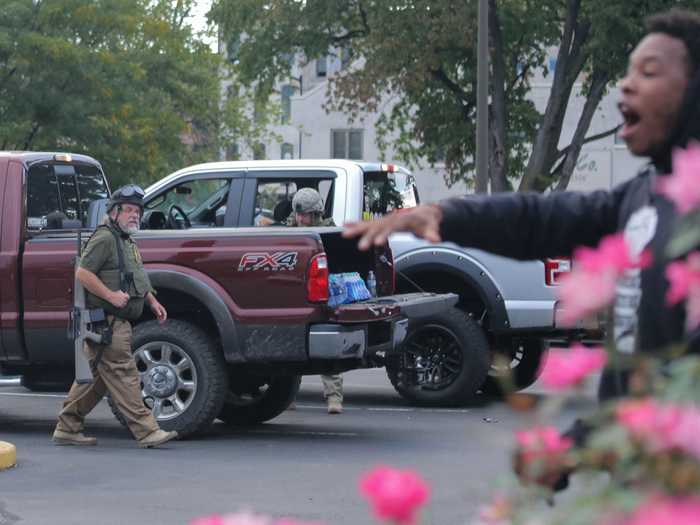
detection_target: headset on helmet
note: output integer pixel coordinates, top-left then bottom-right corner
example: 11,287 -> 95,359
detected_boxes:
108,184 -> 145,213
292,188 -> 324,214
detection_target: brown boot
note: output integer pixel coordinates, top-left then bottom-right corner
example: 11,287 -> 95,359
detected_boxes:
137,429 -> 178,449
327,398 -> 343,415
52,429 -> 97,446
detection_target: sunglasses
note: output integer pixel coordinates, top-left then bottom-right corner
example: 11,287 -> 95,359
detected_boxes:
119,184 -> 145,198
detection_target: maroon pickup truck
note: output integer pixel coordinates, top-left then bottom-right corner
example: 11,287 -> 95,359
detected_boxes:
0,152 -> 456,436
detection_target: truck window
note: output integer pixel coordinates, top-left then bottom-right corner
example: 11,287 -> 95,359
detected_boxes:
26,163 -> 109,230
253,179 -> 335,226
363,171 -> 419,220
145,178 -> 230,228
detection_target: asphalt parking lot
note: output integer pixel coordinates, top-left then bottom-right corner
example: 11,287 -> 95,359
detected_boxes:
0,367 -> 596,525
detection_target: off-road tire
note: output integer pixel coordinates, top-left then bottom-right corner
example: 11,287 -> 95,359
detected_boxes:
108,319 -> 228,438
217,375 -> 301,426
386,307 -> 490,406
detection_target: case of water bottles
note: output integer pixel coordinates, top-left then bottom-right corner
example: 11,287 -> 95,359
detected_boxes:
328,272 -> 372,308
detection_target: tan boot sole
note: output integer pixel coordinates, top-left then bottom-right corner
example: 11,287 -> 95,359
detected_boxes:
138,432 -> 178,449
52,437 -> 97,446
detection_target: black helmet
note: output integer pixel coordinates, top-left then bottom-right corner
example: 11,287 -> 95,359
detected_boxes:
108,184 -> 145,213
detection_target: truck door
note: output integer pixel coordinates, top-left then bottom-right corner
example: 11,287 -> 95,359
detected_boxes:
22,161 -> 108,364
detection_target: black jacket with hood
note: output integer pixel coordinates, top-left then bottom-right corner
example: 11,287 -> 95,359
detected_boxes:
436,67 -> 700,402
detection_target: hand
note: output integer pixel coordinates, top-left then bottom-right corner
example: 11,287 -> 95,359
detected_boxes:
342,205 -> 443,251
150,299 -> 167,324
108,290 -> 130,309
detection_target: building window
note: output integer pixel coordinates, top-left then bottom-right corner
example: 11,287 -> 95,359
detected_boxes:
253,143 -> 266,160
331,130 -> 363,160
281,84 -> 294,124
281,143 -> 294,159
316,56 -> 327,77
548,57 -> 557,75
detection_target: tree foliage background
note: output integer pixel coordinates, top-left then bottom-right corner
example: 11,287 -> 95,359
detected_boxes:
1,0 -> 234,187
211,0 -> 700,193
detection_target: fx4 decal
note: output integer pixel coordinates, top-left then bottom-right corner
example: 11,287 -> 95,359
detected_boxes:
238,251 -> 299,272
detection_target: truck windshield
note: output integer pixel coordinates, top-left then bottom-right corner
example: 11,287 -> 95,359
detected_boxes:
363,171 -> 419,220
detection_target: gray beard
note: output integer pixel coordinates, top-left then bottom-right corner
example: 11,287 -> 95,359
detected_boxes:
125,224 -> 139,235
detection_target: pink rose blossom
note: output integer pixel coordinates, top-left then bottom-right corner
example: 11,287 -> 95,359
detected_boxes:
665,252 -> 700,305
656,141 -> 700,214
540,344 -> 608,390
574,234 -> 642,274
616,399 -> 700,461
359,465 -> 430,525
515,426 -> 573,464
612,494 -> 700,525
556,270 -> 617,325
616,399 -> 659,437
190,511 -> 271,525
685,284 -> 700,331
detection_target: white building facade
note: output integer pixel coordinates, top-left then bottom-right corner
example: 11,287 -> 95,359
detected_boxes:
224,51 -> 648,203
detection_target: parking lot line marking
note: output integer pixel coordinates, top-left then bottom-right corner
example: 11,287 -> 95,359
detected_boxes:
0,392 -> 65,399
244,430 -> 359,437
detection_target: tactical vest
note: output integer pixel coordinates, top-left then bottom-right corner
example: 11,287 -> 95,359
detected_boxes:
85,224 -> 152,320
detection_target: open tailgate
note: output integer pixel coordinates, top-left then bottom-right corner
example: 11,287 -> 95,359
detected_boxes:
330,292 -> 458,323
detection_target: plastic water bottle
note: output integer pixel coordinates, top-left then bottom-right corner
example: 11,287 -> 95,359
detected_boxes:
367,271 -> 377,298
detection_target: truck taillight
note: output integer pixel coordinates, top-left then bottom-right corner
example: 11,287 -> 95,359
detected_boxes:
307,253 -> 329,303
544,257 -> 571,286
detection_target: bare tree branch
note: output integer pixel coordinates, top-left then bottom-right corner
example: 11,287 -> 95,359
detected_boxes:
430,66 -> 474,122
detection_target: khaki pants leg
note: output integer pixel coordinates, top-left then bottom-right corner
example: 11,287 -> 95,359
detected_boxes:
56,319 -> 159,441
321,374 -> 343,402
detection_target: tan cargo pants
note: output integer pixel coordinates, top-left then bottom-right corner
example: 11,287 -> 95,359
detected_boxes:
321,374 -> 343,402
56,317 -> 159,441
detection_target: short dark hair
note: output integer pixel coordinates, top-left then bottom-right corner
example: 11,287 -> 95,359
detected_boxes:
646,9 -> 700,73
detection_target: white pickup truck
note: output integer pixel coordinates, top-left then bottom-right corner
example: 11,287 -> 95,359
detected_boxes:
144,159 -> 591,405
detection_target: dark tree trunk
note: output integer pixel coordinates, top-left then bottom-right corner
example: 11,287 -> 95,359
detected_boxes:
519,0 -> 590,191
554,68 -> 610,191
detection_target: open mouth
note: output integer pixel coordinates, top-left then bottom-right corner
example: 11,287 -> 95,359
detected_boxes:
618,103 -> 642,139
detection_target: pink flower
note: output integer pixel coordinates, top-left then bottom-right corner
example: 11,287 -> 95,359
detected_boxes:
665,252 -> 700,305
685,284 -> 700,331
614,494 -> 700,525
656,141 -> 700,214
540,344 -> 608,390
190,512 -> 271,525
556,270 -> 617,325
359,465 -> 430,525
616,399 -> 659,437
616,399 -> 700,461
574,234 -> 642,274
515,426 -> 573,464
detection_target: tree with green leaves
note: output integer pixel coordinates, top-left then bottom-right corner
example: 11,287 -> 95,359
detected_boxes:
0,0 -> 225,187
210,0 -> 700,192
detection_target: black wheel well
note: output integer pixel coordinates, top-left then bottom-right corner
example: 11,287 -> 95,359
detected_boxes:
136,288 -> 221,347
396,269 -> 487,321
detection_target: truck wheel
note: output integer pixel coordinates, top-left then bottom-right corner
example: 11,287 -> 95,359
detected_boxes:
481,338 -> 548,396
217,375 -> 301,425
108,319 -> 228,438
386,307 -> 490,406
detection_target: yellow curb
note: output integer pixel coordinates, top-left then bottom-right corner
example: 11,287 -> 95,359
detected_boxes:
0,441 -> 17,470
